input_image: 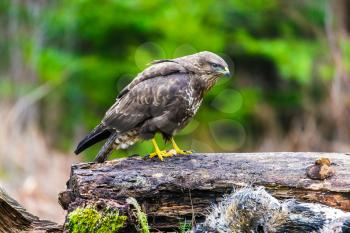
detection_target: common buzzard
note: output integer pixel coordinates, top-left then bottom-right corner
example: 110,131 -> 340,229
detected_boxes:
75,51 -> 231,162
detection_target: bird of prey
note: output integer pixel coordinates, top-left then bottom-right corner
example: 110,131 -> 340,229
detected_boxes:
74,51 -> 231,162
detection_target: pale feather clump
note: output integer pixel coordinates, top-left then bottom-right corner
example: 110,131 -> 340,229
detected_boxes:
192,187 -> 288,233
192,187 -> 350,233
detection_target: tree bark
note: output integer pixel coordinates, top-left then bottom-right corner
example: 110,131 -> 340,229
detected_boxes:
327,0 -> 350,145
59,152 -> 350,232
0,188 -> 62,233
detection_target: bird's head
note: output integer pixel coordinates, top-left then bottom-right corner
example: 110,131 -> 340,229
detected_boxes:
177,51 -> 231,91
196,51 -> 231,78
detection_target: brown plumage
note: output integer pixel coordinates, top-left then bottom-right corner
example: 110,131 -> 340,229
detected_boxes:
75,51 -> 231,162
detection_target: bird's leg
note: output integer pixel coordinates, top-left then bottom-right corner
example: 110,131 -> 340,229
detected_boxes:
170,137 -> 192,155
149,138 -> 174,161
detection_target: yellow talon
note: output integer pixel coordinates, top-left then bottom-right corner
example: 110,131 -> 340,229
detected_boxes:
171,137 -> 192,155
149,138 -> 174,161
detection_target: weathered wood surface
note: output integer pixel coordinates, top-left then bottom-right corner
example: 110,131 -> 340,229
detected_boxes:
60,152 -> 350,231
0,188 -> 62,233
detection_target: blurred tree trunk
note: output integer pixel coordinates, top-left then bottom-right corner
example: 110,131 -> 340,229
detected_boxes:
8,0 -> 22,94
327,0 -> 350,146
7,0 -> 46,130
3,0 -> 49,183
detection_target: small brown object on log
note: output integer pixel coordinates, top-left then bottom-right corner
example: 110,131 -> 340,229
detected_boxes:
315,157 -> 331,166
61,152 -> 350,232
306,157 -> 336,180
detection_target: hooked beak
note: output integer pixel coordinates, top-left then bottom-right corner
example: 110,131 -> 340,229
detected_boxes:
222,67 -> 231,78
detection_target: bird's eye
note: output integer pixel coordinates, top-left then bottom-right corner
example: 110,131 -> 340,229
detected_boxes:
211,63 -> 220,69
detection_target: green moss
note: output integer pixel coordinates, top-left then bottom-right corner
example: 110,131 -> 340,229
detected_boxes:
67,205 -> 127,233
126,197 -> 150,233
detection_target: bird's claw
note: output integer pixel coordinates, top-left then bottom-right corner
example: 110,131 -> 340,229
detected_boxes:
169,149 -> 192,155
149,150 -> 175,161
149,148 -> 192,161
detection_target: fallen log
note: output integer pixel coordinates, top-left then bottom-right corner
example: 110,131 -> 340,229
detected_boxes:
59,152 -> 350,232
0,188 -> 62,233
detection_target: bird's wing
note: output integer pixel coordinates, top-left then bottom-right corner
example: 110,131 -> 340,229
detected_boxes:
102,73 -> 189,132
117,60 -> 187,99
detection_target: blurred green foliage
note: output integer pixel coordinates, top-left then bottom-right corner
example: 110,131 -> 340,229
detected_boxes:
1,0 -> 337,159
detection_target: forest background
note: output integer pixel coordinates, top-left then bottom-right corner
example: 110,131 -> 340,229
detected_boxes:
0,0 -> 349,223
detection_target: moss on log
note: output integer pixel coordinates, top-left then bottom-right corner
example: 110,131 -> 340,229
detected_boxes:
67,205 -> 127,233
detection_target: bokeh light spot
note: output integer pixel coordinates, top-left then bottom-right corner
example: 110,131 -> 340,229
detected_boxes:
209,119 -> 246,151
134,42 -> 166,69
177,120 -> 199,136
211,89 -> 243,114
191,139 -> 214,153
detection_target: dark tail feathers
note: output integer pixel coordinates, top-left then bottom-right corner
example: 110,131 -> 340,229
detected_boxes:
74,124 -> 111,154
94,131 -> 119,163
